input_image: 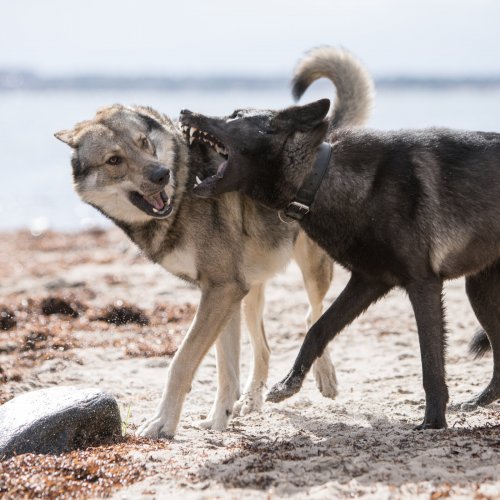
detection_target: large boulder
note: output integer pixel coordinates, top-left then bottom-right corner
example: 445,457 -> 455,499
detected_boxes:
0,386 -> 122,460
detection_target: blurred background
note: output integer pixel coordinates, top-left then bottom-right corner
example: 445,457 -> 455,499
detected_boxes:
1,0 -> 499,232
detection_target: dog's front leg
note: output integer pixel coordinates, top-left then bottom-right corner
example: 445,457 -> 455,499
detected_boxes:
407,278 -> 449,429
267,273 -> 391,402
197,307 -> 241,430
234,283 -> 270,416
293,232 -> 338,399
137,282 -> 247,439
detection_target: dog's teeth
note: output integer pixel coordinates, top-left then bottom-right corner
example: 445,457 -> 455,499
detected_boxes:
190,127 -> 197,137
189,136 -> 195,145
195,176 -> 202,185
216,146 -> 228,156
152,207 -> 159,213
202,131 -> 208,136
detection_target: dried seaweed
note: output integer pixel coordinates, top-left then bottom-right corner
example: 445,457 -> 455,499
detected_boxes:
0,307 -> 16,331
0,437 -> 162,499
41,297 -> 80,317
91,301 -> 149,326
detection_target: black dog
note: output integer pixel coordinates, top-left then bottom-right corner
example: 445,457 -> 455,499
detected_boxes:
180,47 -> 500,429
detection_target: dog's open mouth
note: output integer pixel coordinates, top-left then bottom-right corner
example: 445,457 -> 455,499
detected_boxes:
180,124 -> 229,188
128,189 -> 173,218
181,124 -> 228,157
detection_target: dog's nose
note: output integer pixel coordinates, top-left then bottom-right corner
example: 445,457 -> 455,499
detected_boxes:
180,109 -> 192,116
148,165 -> 170,185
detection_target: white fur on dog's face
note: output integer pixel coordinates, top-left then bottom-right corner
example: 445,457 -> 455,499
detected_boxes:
78,178 -> 155,224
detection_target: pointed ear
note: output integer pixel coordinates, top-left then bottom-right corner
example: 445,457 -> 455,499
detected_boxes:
273,98 -> 330,131
54,129 -> 77,147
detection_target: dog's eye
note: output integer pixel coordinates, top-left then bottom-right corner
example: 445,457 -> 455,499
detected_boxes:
140,137 -> 148,149
106,156 -> 122,166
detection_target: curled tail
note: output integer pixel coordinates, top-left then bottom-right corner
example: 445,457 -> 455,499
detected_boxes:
292,46 -> 374,129
469,329 -> 491,359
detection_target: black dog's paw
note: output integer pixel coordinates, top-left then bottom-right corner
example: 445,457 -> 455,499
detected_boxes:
460,383 -> 500,411
266,375 -> 303,403
414,418 -> 447,431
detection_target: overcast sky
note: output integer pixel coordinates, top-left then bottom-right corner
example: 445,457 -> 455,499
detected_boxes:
1,0 -> 499,77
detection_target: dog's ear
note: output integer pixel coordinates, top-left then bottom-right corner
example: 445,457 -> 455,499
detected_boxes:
54,129 -> 77,147
273,99 -> 330,132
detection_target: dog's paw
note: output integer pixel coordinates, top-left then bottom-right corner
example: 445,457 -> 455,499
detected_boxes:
137,417 -> 175,439
414,418 -> 447,430
460,398 -> 481,412
313,362 -> 338,399
460,384 -> 499,411
266,375 -> 302,403
233,392 -> 263,416
194,414 -> 230,431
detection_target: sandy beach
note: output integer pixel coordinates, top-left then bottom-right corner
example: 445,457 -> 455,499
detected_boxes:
0,228 -> 499,499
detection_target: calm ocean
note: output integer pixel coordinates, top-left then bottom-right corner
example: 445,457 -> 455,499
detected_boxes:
1,85 -> 499,231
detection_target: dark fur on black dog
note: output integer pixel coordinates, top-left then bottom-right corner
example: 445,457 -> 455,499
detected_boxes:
180,47 -> 500,430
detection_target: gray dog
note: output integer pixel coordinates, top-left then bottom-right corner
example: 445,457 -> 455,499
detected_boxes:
180,46 -> 500,430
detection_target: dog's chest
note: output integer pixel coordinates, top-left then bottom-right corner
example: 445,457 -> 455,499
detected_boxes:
243,240 -> 293,285
160,245 -> 198,282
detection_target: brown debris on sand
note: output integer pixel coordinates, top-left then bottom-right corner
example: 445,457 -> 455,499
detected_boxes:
0,308 -> 16,331
91,301 -> 149,326
0,294 -> 194,403
41,296 -> 80,317
0,437 -> 161,499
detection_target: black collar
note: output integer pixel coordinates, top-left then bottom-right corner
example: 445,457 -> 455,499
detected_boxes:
282,142 -> 332,221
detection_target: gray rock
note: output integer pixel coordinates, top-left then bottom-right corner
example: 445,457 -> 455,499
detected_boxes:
0,386 -> 122,460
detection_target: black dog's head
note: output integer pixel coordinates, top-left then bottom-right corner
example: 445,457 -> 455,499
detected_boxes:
179,99 -> 330,207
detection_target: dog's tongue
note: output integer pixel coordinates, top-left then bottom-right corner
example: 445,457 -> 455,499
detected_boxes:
193,161 -> 228,198
144,192 -> 165,210
217,161 -> 228,177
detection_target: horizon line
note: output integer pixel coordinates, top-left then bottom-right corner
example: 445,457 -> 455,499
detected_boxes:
2,70 -> 500,91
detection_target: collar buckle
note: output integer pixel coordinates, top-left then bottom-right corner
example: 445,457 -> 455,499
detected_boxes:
284,201 -> 310,220
278,142 -> 332,224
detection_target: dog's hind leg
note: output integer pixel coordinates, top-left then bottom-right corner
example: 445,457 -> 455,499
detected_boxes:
137,282 -> 247,439
293,232 -> 338,399
462,260 -> 500,410
267,273 -> 390,403
233,282 -> 270,416
407,278 -> 449,429
197,307 -> 241,430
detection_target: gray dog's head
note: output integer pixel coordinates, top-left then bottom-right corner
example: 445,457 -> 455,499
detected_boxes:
55,105 -> 186,224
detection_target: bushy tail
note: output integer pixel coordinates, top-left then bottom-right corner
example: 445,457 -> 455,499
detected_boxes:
469,329 -> 491,359
292,46 -> 375,129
